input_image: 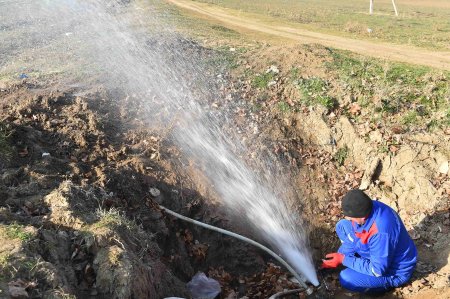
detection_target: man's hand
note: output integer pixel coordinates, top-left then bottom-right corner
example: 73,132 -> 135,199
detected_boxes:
321,253 -> 344,269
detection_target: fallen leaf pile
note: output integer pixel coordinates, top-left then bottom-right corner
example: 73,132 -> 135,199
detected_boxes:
240,263 -> 300,298
179,228 -> 209,262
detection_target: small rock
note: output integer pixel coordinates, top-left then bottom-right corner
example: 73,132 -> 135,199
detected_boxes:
438,161 -> 449,174
266,65 -> 279,74
149,188 -> 160,197
267,80 -> 276,87
411,279 -> 422,290
402,288 -> 410,295
360,157 -> 381,190
369,130 -> 383,143
0,80 -> 9,90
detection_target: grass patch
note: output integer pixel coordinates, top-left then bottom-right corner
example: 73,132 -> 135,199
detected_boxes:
252,72 -> 275,89
334,145 -> 349,166
384,64 -> 429,86
277,101 -> 291,113
326,50 -> 383,93
327,49 -> 450,129
205,46 -> 239,70
376,99 -> 398,114
4,223 -> 33,242
401,111 -> 418,126
289,67 -> 300,81
211,25 -> 238,34
0,253 -> 11,269
443,108 -> 450,127
94,207 -> 139,231
295,77 -> 336,109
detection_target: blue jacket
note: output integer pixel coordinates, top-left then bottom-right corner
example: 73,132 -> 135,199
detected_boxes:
342,201 -> 417,278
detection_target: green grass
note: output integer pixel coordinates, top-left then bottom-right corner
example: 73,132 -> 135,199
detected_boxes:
277,101 -> 291,113
325,49 -> 450,129
326,49 -> 383,95
192,0 -> 450,50
207,46 -> 240,69
295,77 -> 336,109
252,72 -> 275,89
289,67 -> 300,81
211,24 -> 239,35
334,145 -> 349,166
5,223 -> 33,242
444,108 -> 450,127
0,253 -> 11,268
384,64 -> 429,86
402,111 -> 418,126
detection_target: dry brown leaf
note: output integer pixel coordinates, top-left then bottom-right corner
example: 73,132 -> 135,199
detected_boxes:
391,125 -> 405,134
389,145 -> 399,153
183,229 -> 193,243
349,103 -> 361,115
190,243 -> 208,260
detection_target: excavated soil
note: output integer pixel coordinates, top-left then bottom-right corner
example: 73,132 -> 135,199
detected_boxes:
0,80 -> 318,299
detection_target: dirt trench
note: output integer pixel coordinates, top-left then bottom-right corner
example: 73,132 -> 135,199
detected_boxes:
0,80 -> 327,299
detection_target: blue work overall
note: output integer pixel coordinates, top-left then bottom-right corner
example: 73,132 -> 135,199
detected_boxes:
336,201 -> 417,293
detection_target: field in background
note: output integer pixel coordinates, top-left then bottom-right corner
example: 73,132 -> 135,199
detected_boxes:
191,0 -> 450,50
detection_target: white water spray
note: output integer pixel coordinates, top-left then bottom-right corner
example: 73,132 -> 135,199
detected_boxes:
0,0 -> 318,286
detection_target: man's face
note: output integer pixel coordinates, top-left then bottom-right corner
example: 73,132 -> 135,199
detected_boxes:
344,216 -> 367,225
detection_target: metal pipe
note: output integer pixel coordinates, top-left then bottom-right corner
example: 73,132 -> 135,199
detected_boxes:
159,205 -> 314,295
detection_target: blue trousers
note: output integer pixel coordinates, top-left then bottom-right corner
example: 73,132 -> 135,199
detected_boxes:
335,220 -> 411,293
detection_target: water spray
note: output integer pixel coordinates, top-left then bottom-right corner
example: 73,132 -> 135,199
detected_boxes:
160,205 -> 315,296
3,0 -> 319,289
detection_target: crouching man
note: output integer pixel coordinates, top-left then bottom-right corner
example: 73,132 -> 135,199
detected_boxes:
321,189 -> 417,294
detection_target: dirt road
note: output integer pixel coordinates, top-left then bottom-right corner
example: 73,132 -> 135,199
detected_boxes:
168,0 -> 450,70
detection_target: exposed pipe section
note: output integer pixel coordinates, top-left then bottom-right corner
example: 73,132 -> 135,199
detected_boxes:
159,205 -> 314,296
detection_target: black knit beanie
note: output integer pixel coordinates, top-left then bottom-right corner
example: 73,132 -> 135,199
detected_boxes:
341,189 -> 373,217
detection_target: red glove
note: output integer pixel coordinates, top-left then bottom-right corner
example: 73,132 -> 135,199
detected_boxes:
321,253 -> 344,269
